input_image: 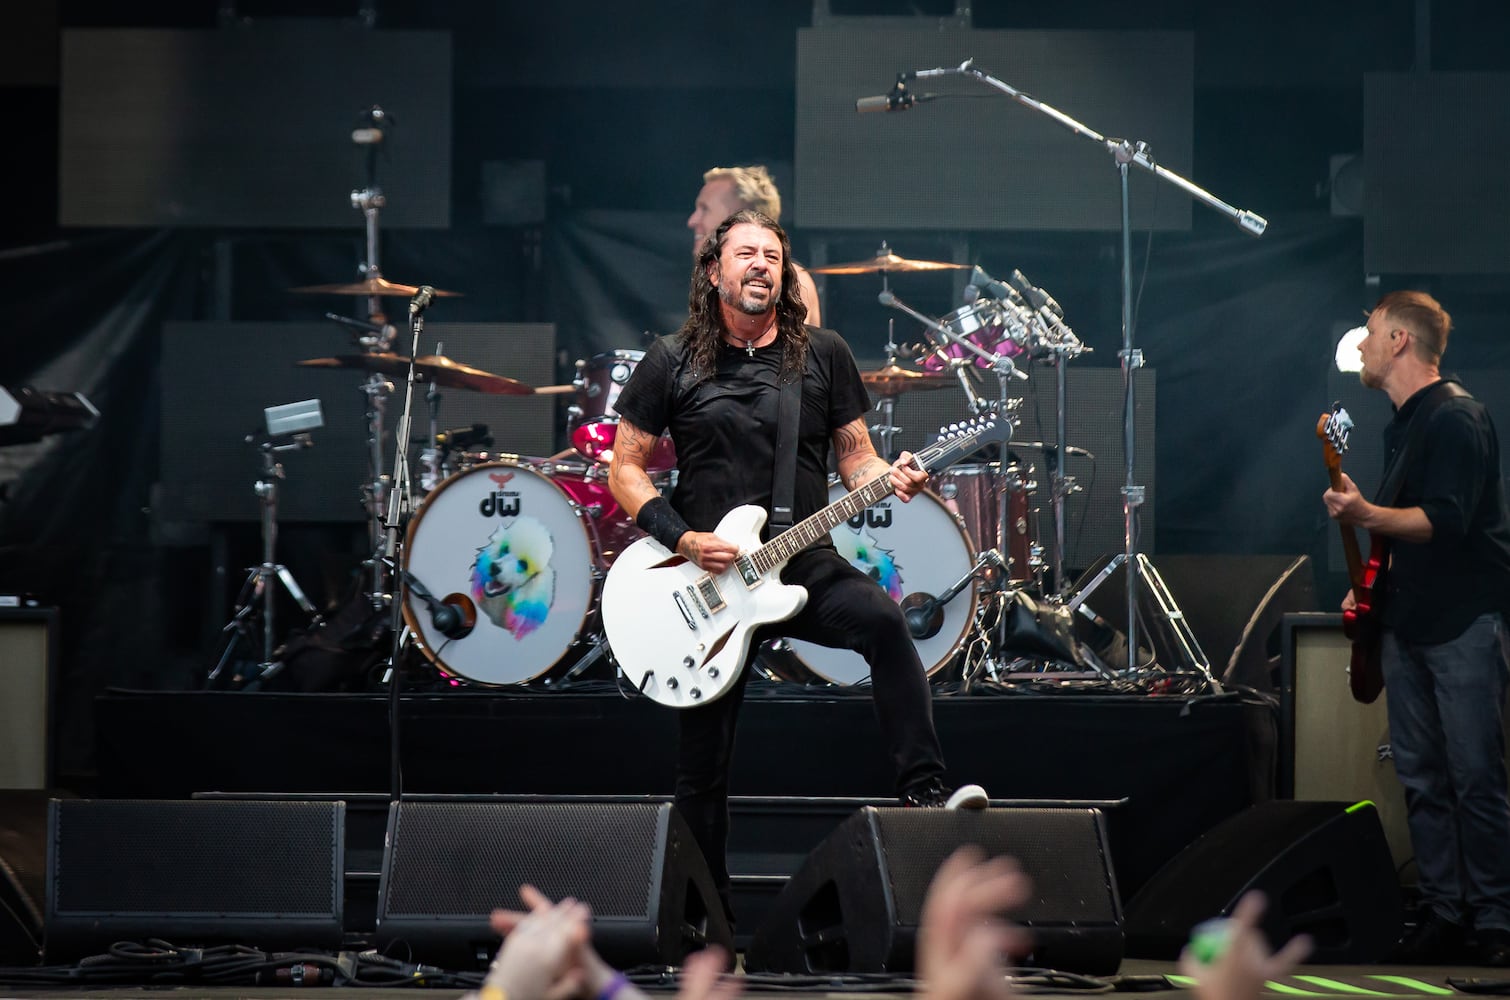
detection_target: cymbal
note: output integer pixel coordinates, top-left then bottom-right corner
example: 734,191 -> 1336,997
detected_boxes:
810,252 -> 970,275
860,363 -> 957,395
288,276 -> 463,298
298,353 -> 533,395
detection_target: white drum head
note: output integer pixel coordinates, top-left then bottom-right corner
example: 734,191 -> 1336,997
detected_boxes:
402,462 -> 597,685
783,485 -> 978,685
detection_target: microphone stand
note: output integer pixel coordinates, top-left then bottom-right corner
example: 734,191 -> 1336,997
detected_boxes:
382,298 -> 427,801
904,60 -> 1265,689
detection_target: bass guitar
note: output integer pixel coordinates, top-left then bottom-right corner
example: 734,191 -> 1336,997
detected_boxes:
1317,403 -> 1386,704
601,413 -> 1011,708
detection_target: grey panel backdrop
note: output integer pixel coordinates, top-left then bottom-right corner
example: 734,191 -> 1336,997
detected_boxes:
795,27 -> 1193,231
60,25 -> 453,229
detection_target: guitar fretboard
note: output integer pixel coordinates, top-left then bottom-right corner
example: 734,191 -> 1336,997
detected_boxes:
748,473 -> 898,575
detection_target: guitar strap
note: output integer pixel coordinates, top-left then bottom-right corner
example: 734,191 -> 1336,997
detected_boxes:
770,370 -> 802,534
1374,379 -> 1468,506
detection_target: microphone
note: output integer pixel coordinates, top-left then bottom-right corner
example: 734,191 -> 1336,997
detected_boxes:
856,78 -> 938,114
900,592 -> 945,641
324,312 -> 390,335
409,285 -> 436,317
967,267 -> 1028,308
1007,269 -> 1064,319
402,570 -> 473,640
435,423 -> 492,450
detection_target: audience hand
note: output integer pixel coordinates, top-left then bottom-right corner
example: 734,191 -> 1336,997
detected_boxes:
917,846 -> 1034,1000
1177,891 -> 1311,1000
482,891 -> 591,1000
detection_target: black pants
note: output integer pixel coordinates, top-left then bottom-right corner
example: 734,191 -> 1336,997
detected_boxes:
673,546 -> 946,914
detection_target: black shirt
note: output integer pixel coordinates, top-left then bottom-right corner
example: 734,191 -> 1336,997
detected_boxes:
1379,377 -> 1510,642
613,327 -> 870,539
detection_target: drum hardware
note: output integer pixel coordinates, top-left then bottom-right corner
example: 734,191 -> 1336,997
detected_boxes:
565,350 -> 677,471
883,60 -> 1260,688
296,353 -> 535,395
207,404 -> 324,690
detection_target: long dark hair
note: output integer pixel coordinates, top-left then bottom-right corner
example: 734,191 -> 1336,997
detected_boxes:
680,209 -> 808,382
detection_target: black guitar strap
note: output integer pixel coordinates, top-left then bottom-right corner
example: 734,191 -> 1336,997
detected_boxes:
1375,379 -> 1468,506
771,372 -> 802,534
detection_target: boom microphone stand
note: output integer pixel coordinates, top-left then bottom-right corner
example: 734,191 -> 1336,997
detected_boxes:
382,284 -> 437,800
892,59 -> 1267,686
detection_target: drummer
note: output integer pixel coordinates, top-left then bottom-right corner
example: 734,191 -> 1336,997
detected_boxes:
687,165 -> 822,326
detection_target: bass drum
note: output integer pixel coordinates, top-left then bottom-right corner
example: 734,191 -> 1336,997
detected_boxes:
775,484 -> 978,685
401,460 -> 610,685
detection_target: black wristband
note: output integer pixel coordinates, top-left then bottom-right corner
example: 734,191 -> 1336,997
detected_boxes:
635,496 -> 691,553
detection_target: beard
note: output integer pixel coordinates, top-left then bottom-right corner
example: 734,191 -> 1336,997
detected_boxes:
719,276 -> 777,315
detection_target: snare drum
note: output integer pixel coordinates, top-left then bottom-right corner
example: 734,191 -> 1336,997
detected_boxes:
402,460 -> 629,685
770,483 -> 978,685
932,463 -> 1037,583
570,350 -> 677,471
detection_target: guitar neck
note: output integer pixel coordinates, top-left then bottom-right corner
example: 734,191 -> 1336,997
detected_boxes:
1327,464 -> 1366,593
749,474 -> 897,574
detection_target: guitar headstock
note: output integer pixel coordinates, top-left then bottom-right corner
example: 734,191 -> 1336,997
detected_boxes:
918,410 -> 1012,472
1316,401 -> 1353,471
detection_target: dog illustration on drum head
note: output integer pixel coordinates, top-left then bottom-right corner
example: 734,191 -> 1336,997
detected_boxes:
470,517 -> 557,638
832,521 -> 904,600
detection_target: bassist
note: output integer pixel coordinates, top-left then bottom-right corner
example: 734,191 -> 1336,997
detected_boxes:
1323,290 -> 1510,966
607,211 -> 987,924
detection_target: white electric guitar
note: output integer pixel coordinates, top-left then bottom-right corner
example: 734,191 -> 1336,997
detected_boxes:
601,414 -> 1011,708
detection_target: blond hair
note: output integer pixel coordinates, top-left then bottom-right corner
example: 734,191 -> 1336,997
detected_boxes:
702,165 -> 782,221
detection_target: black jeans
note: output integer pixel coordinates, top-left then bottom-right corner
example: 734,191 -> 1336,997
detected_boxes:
673,546 -> 946,912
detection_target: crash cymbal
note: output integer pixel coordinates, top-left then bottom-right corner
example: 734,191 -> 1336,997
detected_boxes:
298,353 -> 533,395
860,363 -> 957,395
288,276 -> 463,298
810,252 -> 970,275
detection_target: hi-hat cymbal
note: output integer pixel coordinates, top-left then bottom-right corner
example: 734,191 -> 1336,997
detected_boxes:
810,252 -> 970,275
288,276 -> 463,298
298,353 -> 532,395
860,363 -> 957,395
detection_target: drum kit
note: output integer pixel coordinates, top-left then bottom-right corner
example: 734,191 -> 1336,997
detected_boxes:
219,119 -> 1176,693
228,235 -> 1121,691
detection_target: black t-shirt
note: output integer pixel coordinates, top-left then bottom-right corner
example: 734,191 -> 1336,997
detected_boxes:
612,327 -> 870,539
1379,378 -> 1510,642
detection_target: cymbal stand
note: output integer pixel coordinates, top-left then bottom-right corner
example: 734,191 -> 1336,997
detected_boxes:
870,273 -> 903,460
351,107 -> 396,605
208,433 -> 320,688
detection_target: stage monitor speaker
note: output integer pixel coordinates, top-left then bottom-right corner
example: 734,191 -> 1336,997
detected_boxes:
1072,554 -> 1316,690
375,801 -> 732,970
1122,800 -> 1402,964
0,790 -> 71,966
44,799 -> 345,962
744,806 -> 1122,976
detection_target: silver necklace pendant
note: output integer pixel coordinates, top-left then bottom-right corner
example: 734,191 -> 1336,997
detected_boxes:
743,339 -> 756,357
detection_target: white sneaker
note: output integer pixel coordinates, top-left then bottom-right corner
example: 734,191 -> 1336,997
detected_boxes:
945,783 -> 989,810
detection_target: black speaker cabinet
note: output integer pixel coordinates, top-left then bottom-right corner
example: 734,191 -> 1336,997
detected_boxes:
375,801 -> 732,970
745,806 -> 1123,975
0,790 -> 68,966
1123,800 -> 1402,963
44,799 -> 345,962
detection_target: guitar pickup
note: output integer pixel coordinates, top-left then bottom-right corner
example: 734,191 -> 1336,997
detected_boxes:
695,575 -> 726,613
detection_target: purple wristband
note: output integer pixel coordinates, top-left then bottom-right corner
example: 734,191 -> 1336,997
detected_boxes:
597,972 -> 630,1000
